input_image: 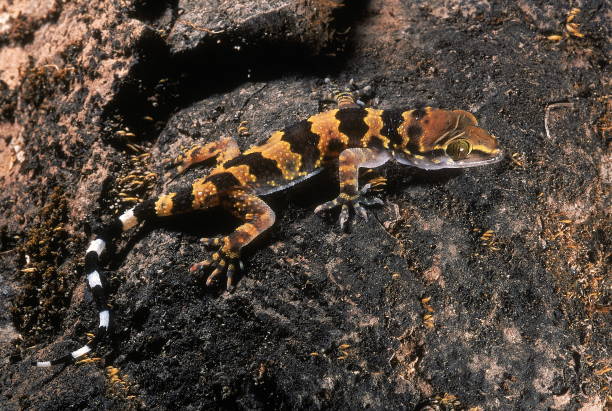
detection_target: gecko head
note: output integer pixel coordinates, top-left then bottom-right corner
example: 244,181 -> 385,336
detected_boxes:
396,109 -> 503,170
435,122 -> 503,168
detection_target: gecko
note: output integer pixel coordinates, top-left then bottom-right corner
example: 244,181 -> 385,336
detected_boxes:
33,87 -> 502,367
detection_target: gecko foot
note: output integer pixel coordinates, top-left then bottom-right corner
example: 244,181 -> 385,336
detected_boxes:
314,184 -> 383,230
162,149 -> 191,181
318,78 -> 374,110
190,237 -> 242,291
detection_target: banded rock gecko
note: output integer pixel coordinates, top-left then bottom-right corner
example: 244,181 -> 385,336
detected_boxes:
34,89 -> 502,367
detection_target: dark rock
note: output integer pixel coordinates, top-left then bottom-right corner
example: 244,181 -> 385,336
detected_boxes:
0,0 -> 609,410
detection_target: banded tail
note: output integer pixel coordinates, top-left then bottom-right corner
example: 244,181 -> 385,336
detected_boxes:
33,202 -> 153,367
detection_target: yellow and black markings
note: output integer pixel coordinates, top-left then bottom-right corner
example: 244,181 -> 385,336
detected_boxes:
148,99 -> 503,286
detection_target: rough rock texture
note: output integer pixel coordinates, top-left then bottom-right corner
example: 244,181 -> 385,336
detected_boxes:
166,0 -> 340,54
0,0 -> 609,409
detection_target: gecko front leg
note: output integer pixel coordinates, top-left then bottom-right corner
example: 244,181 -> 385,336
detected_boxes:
164,136 -> 241,180
315,147 -> 391,229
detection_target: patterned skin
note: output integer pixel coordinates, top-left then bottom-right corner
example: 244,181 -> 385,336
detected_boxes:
34,93 -> 502,367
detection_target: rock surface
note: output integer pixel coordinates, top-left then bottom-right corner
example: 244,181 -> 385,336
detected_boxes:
0,0 -> 609,409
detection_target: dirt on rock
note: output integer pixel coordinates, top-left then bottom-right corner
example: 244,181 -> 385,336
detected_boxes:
0,0 -> 609,410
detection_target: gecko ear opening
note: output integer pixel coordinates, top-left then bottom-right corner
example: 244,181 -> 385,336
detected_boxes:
452,110 -> 479,127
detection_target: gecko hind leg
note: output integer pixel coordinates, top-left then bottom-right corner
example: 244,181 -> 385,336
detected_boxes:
190,190 -> 276,290
164,136 -> 240,180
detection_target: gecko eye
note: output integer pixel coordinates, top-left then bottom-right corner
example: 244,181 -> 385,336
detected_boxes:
446,139 -> 472,160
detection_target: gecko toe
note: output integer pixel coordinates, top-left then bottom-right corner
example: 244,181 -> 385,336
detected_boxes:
360,197 -> 383,206
314,198 -> 340,214
339,204 -> 350,229
316,193 -> 380,230
226,263 -> 237,290
354,203 -> 368,220
200,237 -> 222,247
205,267 -> 224,286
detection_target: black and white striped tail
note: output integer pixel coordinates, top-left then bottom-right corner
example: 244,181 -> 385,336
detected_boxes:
34,207 -> 143,367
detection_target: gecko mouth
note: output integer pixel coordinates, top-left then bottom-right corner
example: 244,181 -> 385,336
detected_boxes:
484,150 -> 504,164
439,150 -> 504,168
474,150 -> 504,165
